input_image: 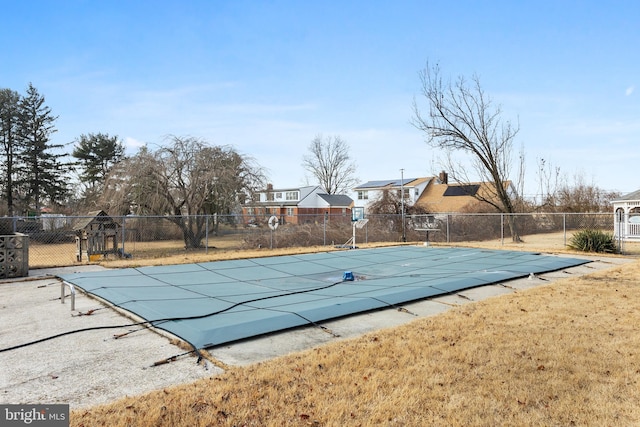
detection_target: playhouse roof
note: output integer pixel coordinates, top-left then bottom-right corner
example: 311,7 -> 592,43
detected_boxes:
73,210 -> 115,231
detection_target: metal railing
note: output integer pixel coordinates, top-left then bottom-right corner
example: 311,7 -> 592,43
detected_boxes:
61,281 -> 76,311
1,212 -> 636,269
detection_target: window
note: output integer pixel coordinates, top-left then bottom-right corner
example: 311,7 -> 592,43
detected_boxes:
397,189 -> 410,199
267,193 -> 275,201
358,191 -> 368,200
286,191 -> 299,200
286,207 -> 294,216
276,192 -> 282,199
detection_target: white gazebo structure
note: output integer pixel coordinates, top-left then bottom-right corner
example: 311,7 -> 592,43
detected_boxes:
612,189 -> 640,241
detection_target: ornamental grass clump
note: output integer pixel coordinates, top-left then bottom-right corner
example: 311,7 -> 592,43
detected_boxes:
568,229 -> 616,253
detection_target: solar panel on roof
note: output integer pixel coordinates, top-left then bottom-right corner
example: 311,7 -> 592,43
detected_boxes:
357,178 -> 417,188
443,184 -> 480,196
356,180 -> 395,188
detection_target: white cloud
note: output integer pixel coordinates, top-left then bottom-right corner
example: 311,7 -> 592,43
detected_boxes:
626,85 -> 635,96
124,137 -> 146,152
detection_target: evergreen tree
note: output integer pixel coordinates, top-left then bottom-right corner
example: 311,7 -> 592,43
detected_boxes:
0,88 -> 21,215
72,132 -> 125,203
16,83 -> 69,213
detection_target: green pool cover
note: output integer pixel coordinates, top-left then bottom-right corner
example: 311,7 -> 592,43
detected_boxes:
57,246 -> 588,350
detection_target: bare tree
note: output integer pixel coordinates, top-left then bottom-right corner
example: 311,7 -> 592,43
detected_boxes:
535,157 -> 561,209
534,160 -> 618,213
556,173 -> 619,213
302,134 -> 358,194
411,63 -> 524,241
101,136 -> 265,248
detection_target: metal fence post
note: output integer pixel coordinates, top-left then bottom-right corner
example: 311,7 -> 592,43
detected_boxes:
365,222 -> 368,243
563,213 -> 566,246
121,215 -> 126,256
205,215 -> 209,254
446,214 -> 450,243
501,214 -> 504,246
323,212 -> 327,246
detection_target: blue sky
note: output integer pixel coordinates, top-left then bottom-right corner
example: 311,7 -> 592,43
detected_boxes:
2,0 -> 638,198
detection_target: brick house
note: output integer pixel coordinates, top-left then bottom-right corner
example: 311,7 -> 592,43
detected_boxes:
242,184 -> 354,225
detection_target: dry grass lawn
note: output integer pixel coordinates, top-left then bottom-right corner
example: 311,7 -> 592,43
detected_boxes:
69,246 -> 640,426
29,230 -> 640,269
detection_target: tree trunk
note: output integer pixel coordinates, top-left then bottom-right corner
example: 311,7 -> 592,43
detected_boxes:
506,214 -> 522,243
167,216 -> 203,249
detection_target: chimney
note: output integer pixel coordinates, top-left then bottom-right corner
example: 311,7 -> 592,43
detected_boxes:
266,183 -> 273,191
438,171 -> 448,185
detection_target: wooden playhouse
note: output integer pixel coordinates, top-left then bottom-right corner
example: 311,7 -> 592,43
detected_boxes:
74,210 -> 120,262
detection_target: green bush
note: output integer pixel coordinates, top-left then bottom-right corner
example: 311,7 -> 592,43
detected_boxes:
568,229 -> 617,253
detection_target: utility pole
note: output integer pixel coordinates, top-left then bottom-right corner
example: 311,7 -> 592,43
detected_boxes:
400,168 -> 406,242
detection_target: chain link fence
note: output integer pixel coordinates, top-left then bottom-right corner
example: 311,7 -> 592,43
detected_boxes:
1,212 -> 637,269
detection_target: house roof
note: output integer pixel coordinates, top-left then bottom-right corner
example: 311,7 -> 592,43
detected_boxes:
317,194 -> 354,207
262,185 -> 317,193
245,186 -> 353,208
416,181 -> 506,213
354,178 -> 421,189
612,189 -> 640,202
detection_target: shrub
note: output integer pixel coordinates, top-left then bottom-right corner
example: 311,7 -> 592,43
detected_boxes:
568,229 -> 616,253
242,223 -> 355,249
